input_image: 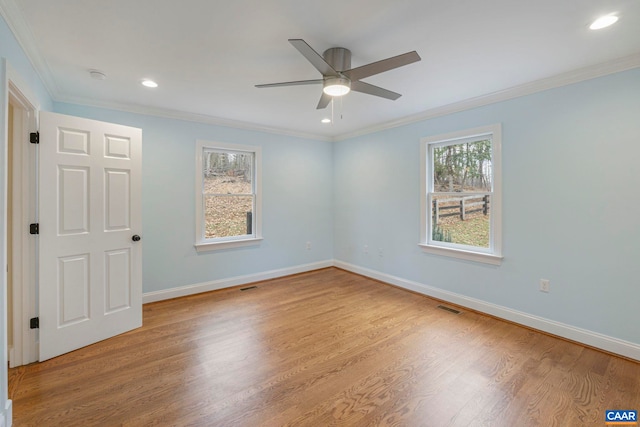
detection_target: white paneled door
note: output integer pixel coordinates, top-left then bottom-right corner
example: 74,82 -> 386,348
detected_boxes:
38,112 -> 142,361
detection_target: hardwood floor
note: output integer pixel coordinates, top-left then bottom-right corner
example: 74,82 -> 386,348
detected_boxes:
9,268 -> 640,426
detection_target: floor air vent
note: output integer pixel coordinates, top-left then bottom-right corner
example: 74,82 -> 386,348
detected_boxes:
437,305 -> 461,314
240,286 -> 258,291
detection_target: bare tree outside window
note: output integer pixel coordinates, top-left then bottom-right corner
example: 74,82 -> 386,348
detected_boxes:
203,150 -> 255,239
430,140 -> 493,248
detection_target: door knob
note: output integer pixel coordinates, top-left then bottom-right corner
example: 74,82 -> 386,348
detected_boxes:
132,235 -> 141,242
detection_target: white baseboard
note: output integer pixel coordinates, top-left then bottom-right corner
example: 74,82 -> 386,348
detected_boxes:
141,258 -> 640,361
2,399 -> 12,427
142,260 -> 334,304
335,260 -> 640,361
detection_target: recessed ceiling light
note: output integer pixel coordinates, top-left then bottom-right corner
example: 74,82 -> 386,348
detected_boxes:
141,79 -> 158,88
589,15 -> 619,30
89,69 -> 106,80
321,118 -> 331,124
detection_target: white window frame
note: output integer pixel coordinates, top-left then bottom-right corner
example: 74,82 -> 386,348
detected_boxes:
419,124 -> 502,265
195,140 -> 262,252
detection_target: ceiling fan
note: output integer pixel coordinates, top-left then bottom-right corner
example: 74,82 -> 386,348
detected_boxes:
256,39 -> 421,109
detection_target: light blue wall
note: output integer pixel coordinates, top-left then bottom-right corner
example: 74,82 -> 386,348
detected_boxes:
2,10 -> 640,409
334,68 -> 640,345
0,14 -> 53,110
53,103 -> 334,293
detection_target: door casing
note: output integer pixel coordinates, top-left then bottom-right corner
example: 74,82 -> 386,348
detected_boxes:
7,66 -> 39,368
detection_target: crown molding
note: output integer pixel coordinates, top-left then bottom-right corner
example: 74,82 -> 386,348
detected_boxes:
54,95 -> 333,142
0,0 -> 58,98
3,0 -> 638,143
333,52 -> 640,142
1,0 -> 330,141
53,53 -> 640,144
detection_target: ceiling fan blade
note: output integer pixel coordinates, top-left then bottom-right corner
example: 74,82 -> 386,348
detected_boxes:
317,92 -> 332,109
289,39 -> 339,77
255,79 -> 323,88
350,80 -> 402,100
344,51 -> 421,81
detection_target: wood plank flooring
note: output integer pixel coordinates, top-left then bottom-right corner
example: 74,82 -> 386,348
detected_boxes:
9,268 -> 640,426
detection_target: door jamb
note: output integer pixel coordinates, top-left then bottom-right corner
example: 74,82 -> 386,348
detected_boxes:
7,64 -> 39,367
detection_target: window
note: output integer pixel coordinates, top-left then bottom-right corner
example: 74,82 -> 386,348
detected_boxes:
195,140 -> 262,251
420,124 -> 502,264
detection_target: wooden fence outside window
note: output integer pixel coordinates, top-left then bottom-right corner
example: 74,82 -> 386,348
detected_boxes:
432,194 -> 490,223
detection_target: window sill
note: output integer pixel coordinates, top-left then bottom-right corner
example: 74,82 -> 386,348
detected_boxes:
418,244 -> 502,265
195,237 -> 263,252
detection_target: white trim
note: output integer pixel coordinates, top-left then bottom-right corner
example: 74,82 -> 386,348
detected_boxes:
334,53 -> 640,141
1,399 -> 11,427
420,124 -> 502,264
195,140 -> 262,248
195,237 -> 263,252
6,62 -> 40,115
1,58 -> 8,427
491,125 -> 503,256
54,96 -> 332,142
0,0 -> 57,99
142,260 -> 333,303
6,62 -> 39,367
3,0 -> 638,143
142,258 -> 640,360
421,124 -> 497,145
334,260 -> 640,361
418,244 -> 503,265
54,54 -> 640,143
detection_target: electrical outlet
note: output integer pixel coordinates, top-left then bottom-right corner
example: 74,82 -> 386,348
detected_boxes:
364,245 -> 369,254
378,248 -> 383,257
539,279 -> 550,293
306,241 -> 311,250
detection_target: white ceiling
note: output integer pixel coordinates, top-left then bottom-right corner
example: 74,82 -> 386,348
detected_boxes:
3,0 -> 640,140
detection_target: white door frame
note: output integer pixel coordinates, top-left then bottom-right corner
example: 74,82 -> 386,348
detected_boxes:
7,63 -> 39,367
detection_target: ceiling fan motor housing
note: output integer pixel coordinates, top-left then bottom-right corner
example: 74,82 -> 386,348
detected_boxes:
323,47 -> 351,72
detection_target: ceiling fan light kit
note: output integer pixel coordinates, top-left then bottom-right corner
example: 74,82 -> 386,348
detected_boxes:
256,39 -> 421,109
323,77 -> 351,96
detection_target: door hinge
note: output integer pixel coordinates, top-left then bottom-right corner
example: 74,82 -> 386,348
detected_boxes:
30,317 -> 39,329
29,223 -> 39,235
30,131 -> 39,144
